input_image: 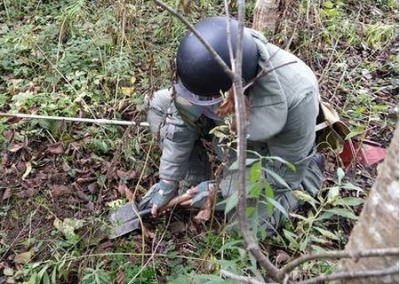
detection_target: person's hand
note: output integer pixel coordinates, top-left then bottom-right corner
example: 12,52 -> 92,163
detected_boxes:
139,179 -> 178,217
180,181 -> 214,208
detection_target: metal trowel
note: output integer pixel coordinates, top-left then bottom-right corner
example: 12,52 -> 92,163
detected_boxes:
108,193 -> 192,239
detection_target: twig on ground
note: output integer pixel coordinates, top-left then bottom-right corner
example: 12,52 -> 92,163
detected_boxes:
0,112 -> 149,127
221,269 -> 276,284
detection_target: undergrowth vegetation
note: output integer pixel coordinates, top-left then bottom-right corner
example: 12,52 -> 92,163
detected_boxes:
0,0 -> 398,283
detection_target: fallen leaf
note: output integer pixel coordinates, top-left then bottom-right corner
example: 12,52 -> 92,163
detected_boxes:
118,100 -> 128,111
2,129 -> 14,142
2,188 -> 13,200
76,176 -> 97,183
21,162 -> 32,180
8,144 -> 24,153
54,218 -> 85,240
75,190 -> 90,202
87,182 -> 98,193
194,188 -> 215,224
117,270 -> 125,284
117,182 -> 134,201
276,250 -> 290,264
181,0 -> 192,14
47,144 -> 64,154
3,267 -> 13,276
50,185 -> 71,198
106,199 -> 124,208
142,225 -> 155,239
6,277 -> 15,284
116,170 -> 136,181
15,188 -> 39,198
188,223 -> 198,233
169,221 -> 187,234
98,241 -> 114,252
120,86 -> 135,96
194,208 -> 212,224
62,160 -> 71,172
13,248 -> 34,264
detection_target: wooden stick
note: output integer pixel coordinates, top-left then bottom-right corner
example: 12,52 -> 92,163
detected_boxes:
161,192 -> 193,210
0,112 -> 149,127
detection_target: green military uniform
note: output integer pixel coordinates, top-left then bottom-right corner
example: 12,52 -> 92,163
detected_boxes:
146,30 -> 324,236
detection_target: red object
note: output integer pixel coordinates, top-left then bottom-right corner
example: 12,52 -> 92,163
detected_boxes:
340,139 -> 386,167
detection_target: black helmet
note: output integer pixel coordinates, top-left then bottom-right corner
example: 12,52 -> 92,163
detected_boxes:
176,16 -> 258,104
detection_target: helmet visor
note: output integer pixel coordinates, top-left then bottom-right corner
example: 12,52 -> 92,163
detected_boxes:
174,80 -> 223,106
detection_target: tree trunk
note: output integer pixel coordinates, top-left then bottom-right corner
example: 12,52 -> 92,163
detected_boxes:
334,126 -> 399,283
252,0 -> 281,35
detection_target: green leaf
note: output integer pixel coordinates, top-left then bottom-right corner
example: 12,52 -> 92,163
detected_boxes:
262,168 -> 290,189
283,229 -> 299,249
229,158 -> 259,170
246,206 -> 256,217
344,131 -> 358,140
263,181 -> 275,214
314,227 -> 340,240
42,270 -> 50,284
248,183 -> 261,198
223,191 -> 238,215
310,234 -> 330,244
267,156 -> 296,172
316,211 -> 335,221
193,274 -> 226,283
38,265 -> 49,280
337,168 -> 345,184
260,197 -> 289,218
292,190 -> 319,210
264,197 -> 289,218
323,1 -> 334,9
327,186 -> 340,204
37,119 -> 51,130
289,213 -> 308,221
217,240 -> 243,253
28,272 -> 39,284
263,181 -> 274,199
324,208 -> 359,220
300,235 -> 310,251
332,197 -> 365,206
51,267 -> 57,283
342,183 -> 365,194
311,245 -> 327,252
249,161 -> 262,183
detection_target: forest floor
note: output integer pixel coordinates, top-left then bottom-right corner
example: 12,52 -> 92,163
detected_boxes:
0,0 -> 398,283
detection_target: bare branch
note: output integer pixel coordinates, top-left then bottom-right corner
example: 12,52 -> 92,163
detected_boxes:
0,112 -> 149,127
228,0 -> 282,282
278,248 -> 399,278
298,264 -> 399,284
221,269 -> 277,284
244,61 -> 297,91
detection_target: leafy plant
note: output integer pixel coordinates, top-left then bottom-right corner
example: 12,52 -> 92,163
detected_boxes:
280,168 -> 365,254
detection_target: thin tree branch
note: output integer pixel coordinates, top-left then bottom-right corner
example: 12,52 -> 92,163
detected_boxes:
244,61 -> 297,91
231,0 -> 282,282
0,112 -> 149,127
221,269 -> 276,284
297,264 -> 399,284
277,248 -> 399,278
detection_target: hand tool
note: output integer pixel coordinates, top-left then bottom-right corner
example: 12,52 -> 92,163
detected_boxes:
108,192 -> 192,239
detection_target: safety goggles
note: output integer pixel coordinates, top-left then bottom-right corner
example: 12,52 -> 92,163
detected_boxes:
174,79 -> 224,106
